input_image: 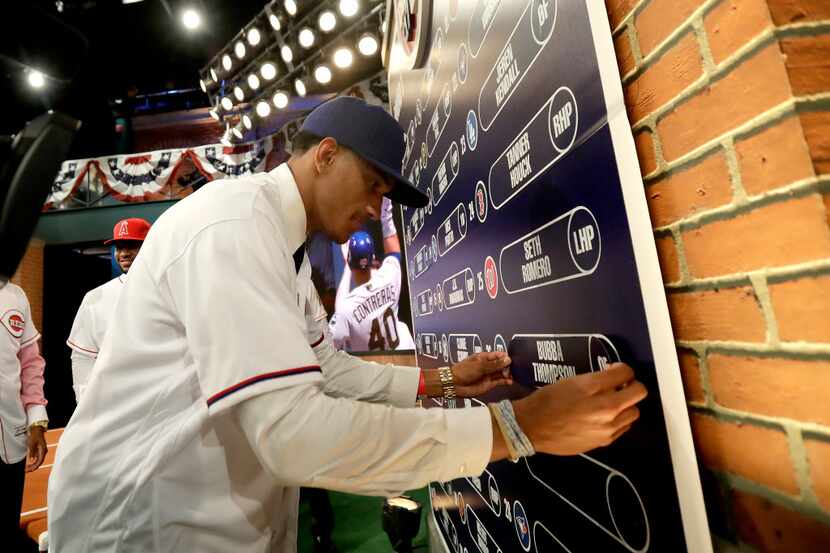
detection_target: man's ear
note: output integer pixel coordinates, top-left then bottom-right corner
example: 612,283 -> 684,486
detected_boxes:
314,137 -> 339,174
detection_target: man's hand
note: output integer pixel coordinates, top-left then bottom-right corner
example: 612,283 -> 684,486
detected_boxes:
498,363 -> 647,459
26,426 -> 48,472
452,351 -> 513,397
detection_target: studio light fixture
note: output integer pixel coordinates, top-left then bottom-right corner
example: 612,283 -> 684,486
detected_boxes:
220,96 -> 234,111
222,54 -> 232,71
339,0 -> 359,18
247,27 -> 261,46
284,0 -> 297,16
357,32 -> 378,56
318,10 -> 337,32
255,100 -> 271,118
281,45 -> 294,63
333,47 -> 353,68
314,64 -> 332,84
27,70 -> 46,89
210,67 -> 218,82
242,113 -> 253,130
199,78 -> 207,93
298,27 -> 316,49
247,73 -> 261,90
272,90 -> 289,109
234,40 -> 246,59
181,8 -> 201,30
260,62 -> 277,81
209,107 -> 220,121
269,13 -> 282,31
233,85 -> 245,102
232,125 -> 244,139
294,77 -> 307,97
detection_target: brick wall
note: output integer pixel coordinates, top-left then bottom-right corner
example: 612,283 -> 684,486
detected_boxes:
10,240 -> 45,336
607,0 -> 830,551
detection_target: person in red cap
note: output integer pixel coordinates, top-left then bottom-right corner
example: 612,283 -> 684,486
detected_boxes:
65,217 -> 151,402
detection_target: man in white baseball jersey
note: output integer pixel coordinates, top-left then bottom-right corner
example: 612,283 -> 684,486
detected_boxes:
330,203 -> 414,351
48,97 -> 647,553
66,217 -> 151,402
1,282 -> 48,551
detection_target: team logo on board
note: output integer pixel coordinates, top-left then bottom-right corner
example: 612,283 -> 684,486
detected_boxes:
513,500 -> 531,551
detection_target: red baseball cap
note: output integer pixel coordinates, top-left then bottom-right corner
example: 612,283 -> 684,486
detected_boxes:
104,218 -> 151,245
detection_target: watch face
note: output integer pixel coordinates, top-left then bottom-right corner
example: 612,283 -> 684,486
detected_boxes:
385,0 -> 433,71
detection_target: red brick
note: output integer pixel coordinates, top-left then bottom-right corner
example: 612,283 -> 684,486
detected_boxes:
614,32 -> 636,77
767,0 -> 830,25
624,33 -> 703,124
691,414 -> 798,494
646,152 -> 733,227
800,110 -> 830,175
634,129 -> 658,175
678,348 -> 705,402
805,438 -> 830,511
704,0 -> 774,64
655,235 -> 681,283
635,0 -> 701,57
658,45 -> 792,163
667,287 -> 766,342
708,354 -> 830,425
732,490 -> 830,553
11,242 -> 44,333
606,0 -> 640,30
781,35 -> 830,96
736,117 -> 815,195
824,192 -> 830,227
682,195 -> 830,278
769,275 -> 830,343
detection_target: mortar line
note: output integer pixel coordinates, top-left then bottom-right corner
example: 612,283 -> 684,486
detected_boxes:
665,258 -> 830,294
718,472 -> 830,525
675,340 -> 830,358
784,424 -> 819,505
722,138 -> 750,205
748,273 -> 780,347
689,404 -> 830,441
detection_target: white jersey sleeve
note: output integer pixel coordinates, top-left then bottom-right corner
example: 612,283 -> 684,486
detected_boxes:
67,292 -> 100,358
164,217 -> 322,416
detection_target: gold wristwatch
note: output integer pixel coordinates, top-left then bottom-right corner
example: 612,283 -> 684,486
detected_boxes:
30,420 -> 48,431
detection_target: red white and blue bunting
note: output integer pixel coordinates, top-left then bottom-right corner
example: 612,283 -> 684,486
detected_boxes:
46,132 -> 282,207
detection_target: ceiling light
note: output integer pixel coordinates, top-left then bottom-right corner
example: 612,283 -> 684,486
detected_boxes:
247,73 -> 260,90
314,64 -> 332,84
210,67 -> 218,81
298,27 -> 315,48
256,100 -> 271,118
233,85 -> 245,102
269,13 -> 281,31
247,27 -> 261,46
281,45 -> 293,63
181,9 -> 201,30
333,47 -> 353,68
272,91 -> 289,109
27,70 -> 45,89
260,62 -> 277,80
222,54 -> 232,71
284,0 -> 297,16
242,114 -> 253,129
339,0 -> 359,17
358,32 -> 378,56
318,10 -> 337,32
199,78 -> 207,93
294,78 -> 307,97
232,125 -> 244,139
220,96 -> 234,111
221,135 -> 233,148
234,40 -> 246,59
209,107 -> 220,121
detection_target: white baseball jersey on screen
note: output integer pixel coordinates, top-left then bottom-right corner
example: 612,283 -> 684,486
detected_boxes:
329,255 -> 415,351
67,274 -> 127,359
0,283 -> 44,463
48,163 -> 491,553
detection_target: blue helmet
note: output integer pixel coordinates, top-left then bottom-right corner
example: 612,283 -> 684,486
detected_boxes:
348,231 -> 375,270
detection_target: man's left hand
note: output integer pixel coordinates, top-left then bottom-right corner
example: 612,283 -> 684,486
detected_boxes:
26,426 -> 48,472
452,351 -> 513,397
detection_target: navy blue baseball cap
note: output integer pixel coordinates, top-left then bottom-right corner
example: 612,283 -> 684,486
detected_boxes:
300,96 -> 428,208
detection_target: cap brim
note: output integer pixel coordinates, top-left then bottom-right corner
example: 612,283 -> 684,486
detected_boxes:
364,159 -> 429,208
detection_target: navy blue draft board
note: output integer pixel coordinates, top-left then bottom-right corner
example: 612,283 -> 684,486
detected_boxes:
387,1 -> 711,553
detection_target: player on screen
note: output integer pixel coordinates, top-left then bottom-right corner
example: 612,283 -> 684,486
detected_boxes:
329,199 -> 415,351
